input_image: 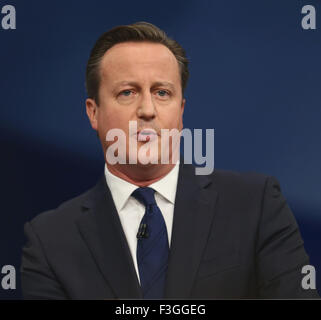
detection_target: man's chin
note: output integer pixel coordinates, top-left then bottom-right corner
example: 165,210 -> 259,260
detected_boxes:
131,157 -> 161,167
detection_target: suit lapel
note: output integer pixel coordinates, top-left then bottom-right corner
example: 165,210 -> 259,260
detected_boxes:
164,163 -> 218,299
76,177 -> 142,299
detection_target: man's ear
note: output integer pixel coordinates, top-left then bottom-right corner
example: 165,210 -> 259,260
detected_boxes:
86,98 -> 99,131
179,98 -> 186,130
181,98 -> 186,114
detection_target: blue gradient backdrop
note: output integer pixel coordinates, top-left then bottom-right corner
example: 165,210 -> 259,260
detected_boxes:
0,0 -> 320,298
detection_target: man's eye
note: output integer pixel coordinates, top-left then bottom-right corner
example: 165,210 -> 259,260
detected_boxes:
120,90 -> 133,96
157,90 -> 169,97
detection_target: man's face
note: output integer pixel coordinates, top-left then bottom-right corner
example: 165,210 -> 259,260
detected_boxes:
86,41 -> 185,166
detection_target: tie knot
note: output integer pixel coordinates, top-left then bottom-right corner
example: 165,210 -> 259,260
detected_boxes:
132,187 -> 156,207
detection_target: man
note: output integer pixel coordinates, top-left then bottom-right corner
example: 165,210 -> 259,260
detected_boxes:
21,22 -> 319,299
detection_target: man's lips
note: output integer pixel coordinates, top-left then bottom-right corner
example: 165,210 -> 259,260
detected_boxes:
136,129 -> 158,142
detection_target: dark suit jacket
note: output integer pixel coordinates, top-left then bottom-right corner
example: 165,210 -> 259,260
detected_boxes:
21,163 -> 319,299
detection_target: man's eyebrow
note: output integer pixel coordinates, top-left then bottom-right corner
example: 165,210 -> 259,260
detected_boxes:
113,81 -> 139,88
152,81 -> 175,90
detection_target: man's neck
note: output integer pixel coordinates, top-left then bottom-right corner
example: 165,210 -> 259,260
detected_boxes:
106,163 -> 177,187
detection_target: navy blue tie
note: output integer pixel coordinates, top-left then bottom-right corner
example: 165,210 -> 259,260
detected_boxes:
132,187 -> 169,299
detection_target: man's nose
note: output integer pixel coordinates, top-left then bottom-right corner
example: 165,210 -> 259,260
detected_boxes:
136,91 -> 156,120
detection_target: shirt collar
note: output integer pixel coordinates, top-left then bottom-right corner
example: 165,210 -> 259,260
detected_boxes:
104,162 -> 180,212
149,162 -> 179,204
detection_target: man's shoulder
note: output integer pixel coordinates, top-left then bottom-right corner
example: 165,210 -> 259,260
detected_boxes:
193,167 -> 281,207
27,182 -> 98,232
212,168 -> 270,186
181,164 -> 280,206
197,167 -> 273,192
218,169 -> 283,200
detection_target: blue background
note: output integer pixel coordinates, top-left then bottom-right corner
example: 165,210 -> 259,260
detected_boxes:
0,0 -> 320,299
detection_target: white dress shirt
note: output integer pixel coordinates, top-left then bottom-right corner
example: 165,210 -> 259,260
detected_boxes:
104,163 -> 180,284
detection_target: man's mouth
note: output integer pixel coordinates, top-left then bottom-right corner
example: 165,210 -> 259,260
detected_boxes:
137,129 -> 158,142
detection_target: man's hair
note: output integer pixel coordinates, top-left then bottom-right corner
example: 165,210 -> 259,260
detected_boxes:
85,21 -> 189,104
